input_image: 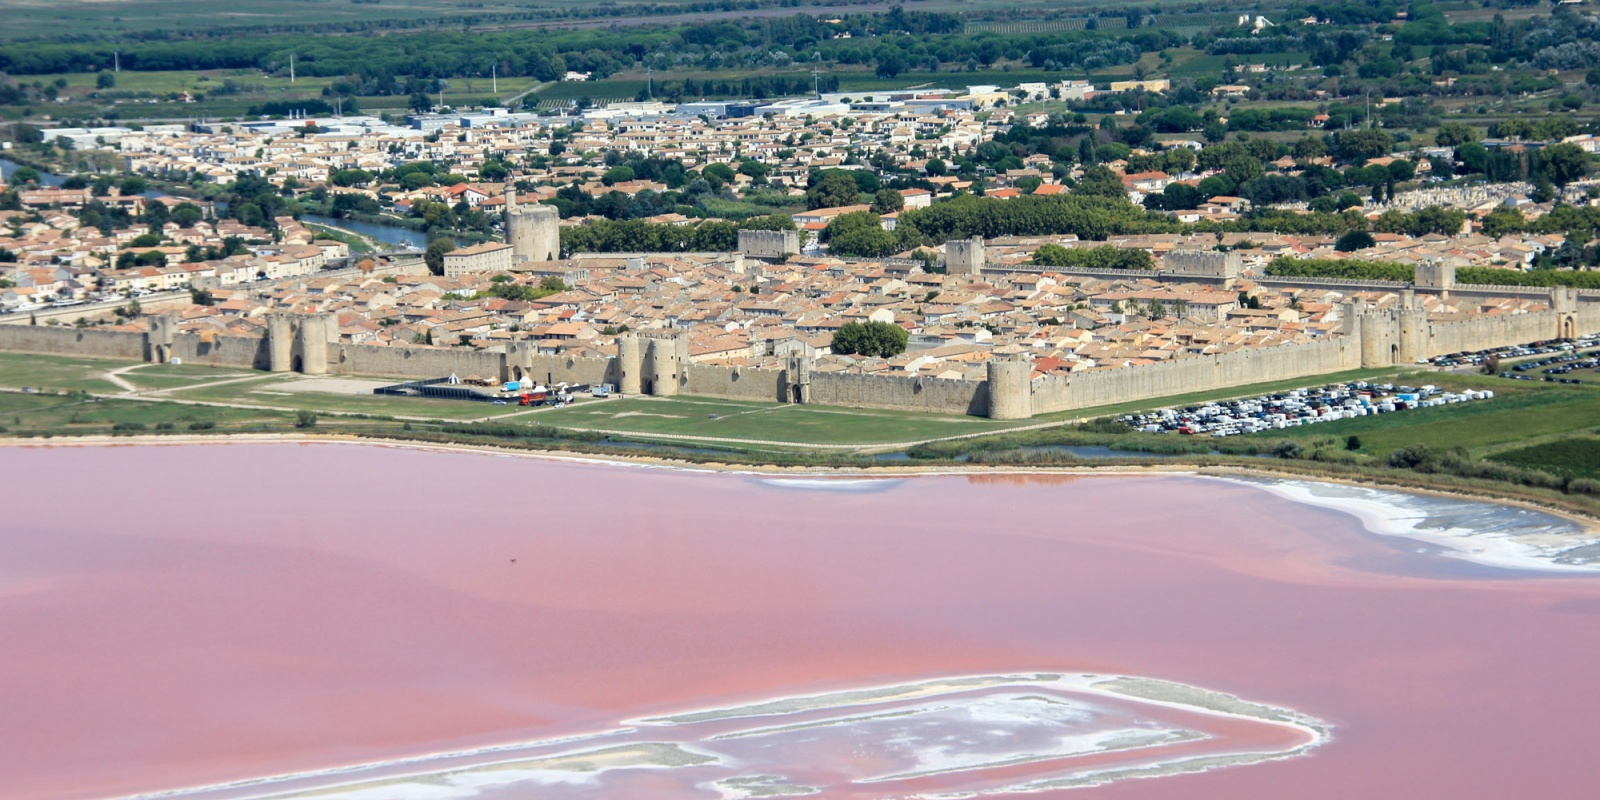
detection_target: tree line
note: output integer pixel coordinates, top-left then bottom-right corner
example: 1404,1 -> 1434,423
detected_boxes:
1265,256 -> 1600,288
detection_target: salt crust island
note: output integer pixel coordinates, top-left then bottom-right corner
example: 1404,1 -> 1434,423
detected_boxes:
118,672 -> 1330,800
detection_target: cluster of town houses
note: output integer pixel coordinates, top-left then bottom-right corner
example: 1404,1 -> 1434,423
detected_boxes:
4,80 -> 1592,379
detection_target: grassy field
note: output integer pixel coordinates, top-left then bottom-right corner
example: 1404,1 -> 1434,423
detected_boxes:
160,373 -> 500,420
1490,438 -> 1600,480
1244,373 -> 1600,457
118,362 -> 260,391
1484,438 -> 1600,480
0,352 -> 135,393
0,0 -> 562,40
1168,51 -> 1309,77
0,390 -> 289,434
306,224 -> 376,255
531,395 -> 1034,445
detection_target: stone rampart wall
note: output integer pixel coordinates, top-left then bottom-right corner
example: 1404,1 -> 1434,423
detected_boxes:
1033,338 -> 1362,414
1446,283 -> 1600,301
0,325 -> 146,360
1253,276 -> 1409,291
7,302 -> 1600,419
1425,312 -> 1558,356
809,371 -> 988,415
172,334 -> 269,370
522,353 -> 617,387
330,344 -> 504,380
685,363 -> 787,403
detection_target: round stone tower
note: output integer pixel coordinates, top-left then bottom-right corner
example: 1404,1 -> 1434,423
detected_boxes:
1396,307 -> 1426,366
297,313 -> 331,375
1359,309 -> 1396,368
987,356 -> 1033,420
646,335 -> 685,397
268,314 -> 294,372
618,333 -> 644,395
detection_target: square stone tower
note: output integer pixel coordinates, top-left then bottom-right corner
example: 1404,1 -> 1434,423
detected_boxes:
945,236 -> 985,276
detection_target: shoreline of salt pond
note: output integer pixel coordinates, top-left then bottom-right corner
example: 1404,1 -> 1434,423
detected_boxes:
6,433 -> 1600,574
1231,475 -> 1600,573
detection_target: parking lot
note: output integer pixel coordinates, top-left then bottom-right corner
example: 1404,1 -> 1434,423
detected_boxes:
1120,381 -> 1494,438
1424,334 -> 1600,386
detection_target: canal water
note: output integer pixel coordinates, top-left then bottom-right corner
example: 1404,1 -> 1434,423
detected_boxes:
2,157 -> 425,249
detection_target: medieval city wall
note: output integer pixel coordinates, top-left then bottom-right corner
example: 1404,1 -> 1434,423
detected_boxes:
330,343 -> 505,380
523,353 -> 616,387
809,371 -> 988,415
10,300 -> 1600,419
171,334 -> 270,370
1425,312 -> 1561,357
1032,338 -> 1362,415
0,325 -> 146,361
684,363 -> 787,403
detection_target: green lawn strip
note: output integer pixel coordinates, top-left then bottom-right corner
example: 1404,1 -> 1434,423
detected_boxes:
1,394 -> 289,434
0,352 -> 141,393
124,374 -> 248,391
533,396 -> 1026,445
119,363 -> 259,390
1488,438 -> 1600,481
1246,375 -> 1600,456
165,375 -> 498,420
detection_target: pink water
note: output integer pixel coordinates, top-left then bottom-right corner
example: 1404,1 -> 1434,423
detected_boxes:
1,444 -> 1597,799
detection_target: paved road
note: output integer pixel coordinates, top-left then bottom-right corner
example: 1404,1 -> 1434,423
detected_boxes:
0,291 -> 187,325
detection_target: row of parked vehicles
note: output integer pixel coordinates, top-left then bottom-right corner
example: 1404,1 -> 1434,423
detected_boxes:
1427,335 -> 1600,369
1120,382 -> 1494,438
1423,335 -> 1600,385
1503,349 -> 1600,385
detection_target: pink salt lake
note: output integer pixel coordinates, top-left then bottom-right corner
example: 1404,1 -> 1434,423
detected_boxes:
1,443 -> 1597,799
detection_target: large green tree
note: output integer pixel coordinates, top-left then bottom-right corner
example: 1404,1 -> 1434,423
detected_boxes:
806,171 -> 862,210
1334,129 -> 1394,164
831,320 -> 909,358
1537,143 -> 1590,188
424,237 -> 456,275
825,211 -> 899,258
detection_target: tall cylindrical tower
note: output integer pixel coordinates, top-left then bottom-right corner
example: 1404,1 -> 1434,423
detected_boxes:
648,338 -> 681,397
268,315 -> 294,372
298,314 -> 330,375
987,357 -> 1033,420
618,334 -> 644,395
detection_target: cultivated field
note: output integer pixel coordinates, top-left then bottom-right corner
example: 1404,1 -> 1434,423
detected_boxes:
0,0 -> 614,40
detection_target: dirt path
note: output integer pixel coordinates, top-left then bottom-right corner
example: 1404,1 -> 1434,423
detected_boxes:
101,365 -> 142,393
